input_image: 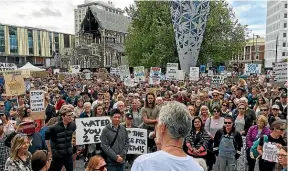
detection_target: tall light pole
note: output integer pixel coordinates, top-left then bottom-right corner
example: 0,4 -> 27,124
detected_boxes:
275,34 -> 279,63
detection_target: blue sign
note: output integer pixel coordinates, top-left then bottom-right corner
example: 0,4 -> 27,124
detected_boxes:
218,66 -> 225,73
200,65 -> 206,73
0,77 -> 4,86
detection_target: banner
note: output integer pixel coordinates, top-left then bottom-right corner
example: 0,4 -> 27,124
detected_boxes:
30,90 -> 45,120
30,71 -> 49,78
4,73 -> 25,96
244,64 -> 261,75
189,67 -> 199,81
211,75 -> 225,85
200,65 -> 206,73
127,128 -> 147,155
0,63 -> 17,72
118,65 -> 130,81
166,63 -> 178,80
149,67 -> 161,85
75,117 -> 111,145
208,70 -> 213,77
70,65 -> 81,74
273,62 -> 288,83
134,66 -> 145,82
124,78 -> 137,87
262,142 -> 278,162
176,70 -> 185,80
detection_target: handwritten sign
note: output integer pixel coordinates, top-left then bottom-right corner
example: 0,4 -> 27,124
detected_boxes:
166,63 -> 178,80
30,71 -> 49,78
110,67 -> 119,75
208,70 -> 214,77
75,117 -> 111,145
70,65 -> 81,74
124,78 -> 137,87
149,67 -> 161,85
30,90 -> 45,120
0,63 -> 17,72
189,67 -> 199,81
244,64 -> 261,75
273,62 -> 288,83
211,75 -> 225,85
127,128 -> 147,154
4,73 -> 25,96
53,69 -> 60,74
85,73 -> 91,80
262,142 -> 278,162
176,70 -> 185,80
134,66 -> 145,82
118,65 -> 130,81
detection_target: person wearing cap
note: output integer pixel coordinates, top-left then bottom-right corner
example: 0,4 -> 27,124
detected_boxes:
45,105 -> 76,171
122,113 -> 136,129
0,119 -> 10,171
66,88 -> 77,106
269,104 -> 284,125
208,90 -> 222,112
278,93 -> 287,119
100,108 -> 129,171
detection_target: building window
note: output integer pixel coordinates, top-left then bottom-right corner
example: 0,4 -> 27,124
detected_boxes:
285,3 -> 288,8
282,52 -> 286,56
64,34 -> 70,48
0,25 -> 5,53
38,31 -> 41,55
285,13 -> 287,18
49,32 -> 53,56
9,26 -> 18,54
283,42 -> 286,47
284,23 -> 287,28
27,30 -> 33,55
54,33 -> 59,53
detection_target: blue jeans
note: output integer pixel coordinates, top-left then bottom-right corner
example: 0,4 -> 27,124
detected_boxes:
107,163 -> 125,171
49,156 -> 73,171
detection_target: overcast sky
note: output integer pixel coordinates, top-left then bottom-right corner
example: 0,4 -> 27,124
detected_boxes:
0,0 -> 267,37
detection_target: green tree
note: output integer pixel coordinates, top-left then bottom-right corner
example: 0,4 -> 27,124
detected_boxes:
125,1 -> 178,69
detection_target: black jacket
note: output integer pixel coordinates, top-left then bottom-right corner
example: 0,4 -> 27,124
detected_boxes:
45,121 -> 76,159
45,104 -> 57,123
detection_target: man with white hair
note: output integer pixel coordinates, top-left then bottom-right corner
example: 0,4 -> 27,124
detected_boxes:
155,97 -> 164,107
131,101 -> 204,171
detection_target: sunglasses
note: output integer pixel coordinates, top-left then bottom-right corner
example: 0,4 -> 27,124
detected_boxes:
93,165 -> 106,171
278,128 -> 285,131
224,122 -> 232,124
260,109 -> 268,111
213,110 -> 220,113
222,104 -> 227,107
238,108 -> 246,110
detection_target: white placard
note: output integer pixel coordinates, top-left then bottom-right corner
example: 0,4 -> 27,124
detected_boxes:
127,128 -> 147,155
70,65 -> 81,73
85,73 -> 91,80
0,63 -> 17,72
273,62 -> 288,83
53,69 -> 60,74
176,70 -> 185,80
262,142 -> 278,162
75,117 -> 111,145
244,64 -> 261,75
134,66 -> 145,82
211,75 -> 225,84
118,65 -> 130,81
149,67 -> 161,85
30,90 -> 44,113
208,70 -> 214,77
110,67 -> 119,75
189,67 -> 199,81
124,78 -> 137,87
166,63 -> 178,80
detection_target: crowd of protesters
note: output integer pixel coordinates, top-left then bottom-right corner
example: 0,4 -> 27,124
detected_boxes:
0,69 -> 287,171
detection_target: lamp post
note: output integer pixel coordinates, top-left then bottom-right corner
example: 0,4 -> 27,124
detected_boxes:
275,34 -> 279,63
252,34 -> 260,63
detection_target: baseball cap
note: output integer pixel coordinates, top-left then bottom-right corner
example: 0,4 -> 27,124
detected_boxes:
272,104 -> 280,110
281,93 -> 287,98
125,113 -> 133,119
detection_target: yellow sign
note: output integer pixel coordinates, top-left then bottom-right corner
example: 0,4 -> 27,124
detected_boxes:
22,70 -> 31,78
4,73 -> 26,96
58,73 -> 66,80
30,71 -> 49,78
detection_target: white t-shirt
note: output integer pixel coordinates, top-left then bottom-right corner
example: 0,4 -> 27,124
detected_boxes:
131,150 -> 204,171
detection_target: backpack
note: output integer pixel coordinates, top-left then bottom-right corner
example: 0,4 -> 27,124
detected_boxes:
250,135 -> 268,159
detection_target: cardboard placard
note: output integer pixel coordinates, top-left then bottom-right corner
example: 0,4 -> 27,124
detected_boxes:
30,71 -> 49,78
4,73 -> 26,96
126,128 -> 147,155
30,90 -> 45,120
190,67 -> 199,81
166,63 -> 178,80
75,117 -> 111,145
134,66 -> 145,82
262,142 -> 278,162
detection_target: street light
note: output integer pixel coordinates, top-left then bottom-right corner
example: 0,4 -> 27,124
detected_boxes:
252,34 -> 260,63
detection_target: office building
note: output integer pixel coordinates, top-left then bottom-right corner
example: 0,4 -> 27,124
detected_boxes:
265,0 -> 288,67
0,23 -> 75,67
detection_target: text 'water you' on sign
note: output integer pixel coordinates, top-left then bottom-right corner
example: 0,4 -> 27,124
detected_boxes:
75,117 -> 111,145
30,90 -> 45,120
126,128 -> 147,155
211,75 -> 225,84
262,142 -> 279,162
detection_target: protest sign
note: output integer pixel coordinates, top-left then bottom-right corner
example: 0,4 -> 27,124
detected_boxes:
262,142 -> 278,162
22,70 -> 31,78
149,67 -> 161,85
70,65 -> 81,74
244,64 -> 261,75
75,117 -> 111,145
25,80 -> 31,91
4,73 -> 25,96
124,78 -> 137,87
273,62 -> 288,83
118,65 -> 130,81
134,66 -> 145,82
127,128 -> 147,155
208,70 -> 214,77
211,75 -> 225,85
0,63 -> 17,72
30,90 -> 45,120
176,70 -> 185,80
189,67 -> 199,81
200,65 -> 206,73
30,71 -> 49,78
54,69 -> 60,74
166,63 -> 178,80
110,67 -> 119,75
85,73 -> 91,80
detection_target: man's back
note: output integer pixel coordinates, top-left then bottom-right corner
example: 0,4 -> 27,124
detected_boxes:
131,150 -> 204,171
